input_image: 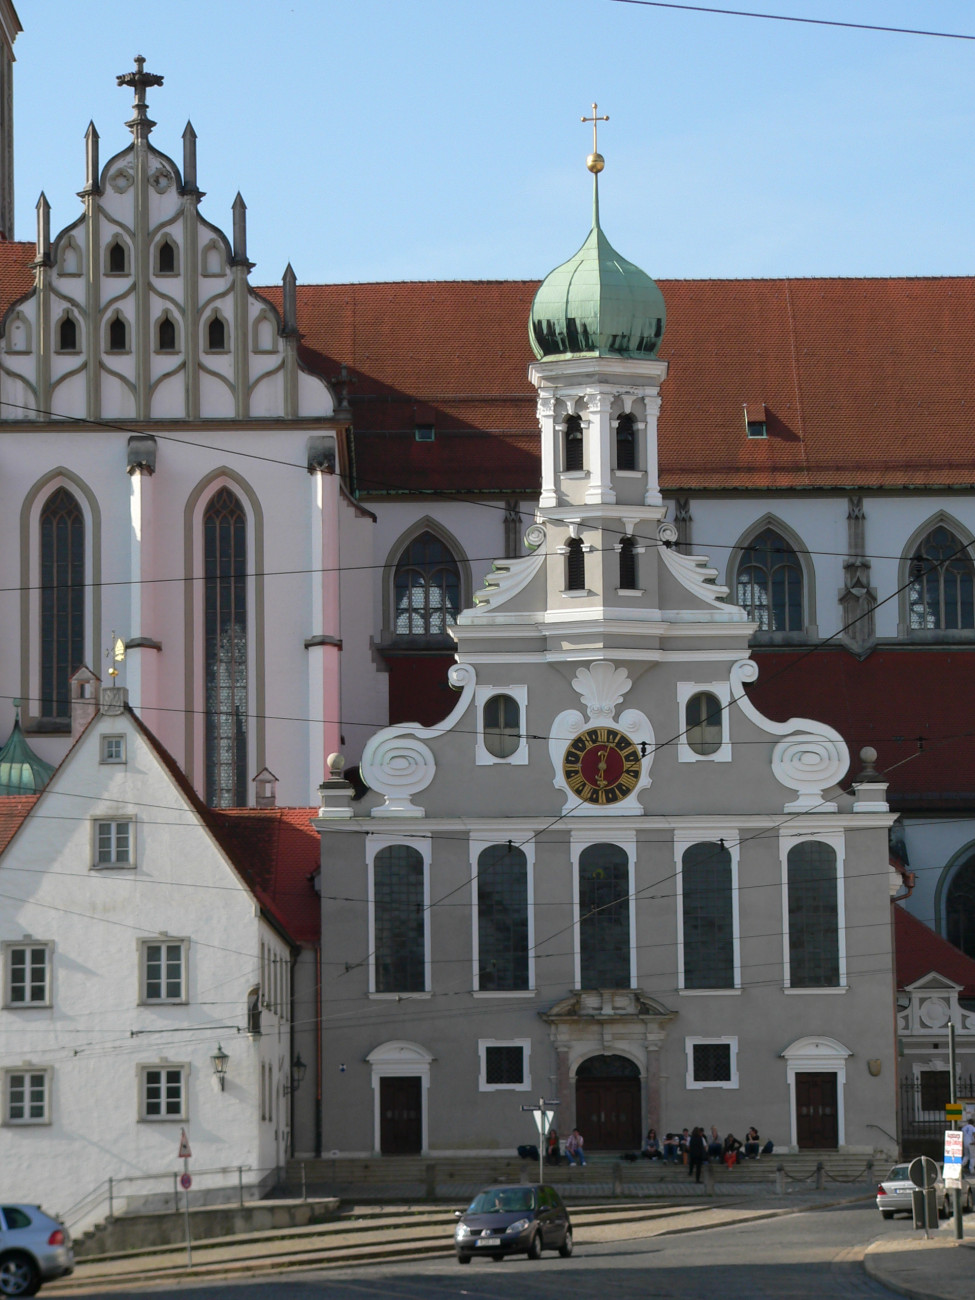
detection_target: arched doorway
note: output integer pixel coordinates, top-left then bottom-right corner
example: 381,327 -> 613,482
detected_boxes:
575,1054 -> 641,1151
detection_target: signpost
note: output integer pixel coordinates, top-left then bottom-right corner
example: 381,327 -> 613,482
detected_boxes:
178,1128 -> 193,1266
949,1023 -> 964,1240
521,1097 -> 559,1187
908,1155 -> 939,1236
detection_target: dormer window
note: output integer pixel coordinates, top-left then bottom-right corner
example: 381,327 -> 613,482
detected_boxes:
616,413 -> 636,470
744,403 -> 767,439
155,237 -> 178,276
106,237 -> 129,276
564,414 -> 583,472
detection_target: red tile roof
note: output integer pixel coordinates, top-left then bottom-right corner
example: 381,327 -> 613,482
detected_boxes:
255,276 -> 975,496
895,905 -> 975,999
0,241 -> 35,318
746,647 -> 975,806
0,795 -> 38,855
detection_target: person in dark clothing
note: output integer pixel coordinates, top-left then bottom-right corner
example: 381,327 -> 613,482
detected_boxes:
688,1126 -> 708,1182
744,1126 -> 760,1158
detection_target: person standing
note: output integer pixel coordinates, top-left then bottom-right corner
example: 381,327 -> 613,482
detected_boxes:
962,1116 -> 975,1175
688,1126 -> 707,1183
565,1128 -> 586,1167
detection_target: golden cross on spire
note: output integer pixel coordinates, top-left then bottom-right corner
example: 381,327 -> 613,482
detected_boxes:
581,103 -> 608,174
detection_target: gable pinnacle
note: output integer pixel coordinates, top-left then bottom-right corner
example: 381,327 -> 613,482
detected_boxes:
116,54 -> 164,141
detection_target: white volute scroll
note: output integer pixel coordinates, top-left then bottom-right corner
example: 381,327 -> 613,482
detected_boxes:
730,660 -> 849,811
360,663 -> 477,816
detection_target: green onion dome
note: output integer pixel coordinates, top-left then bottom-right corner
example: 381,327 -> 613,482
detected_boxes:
0,709 -> 55,796
530,178 -> 666,361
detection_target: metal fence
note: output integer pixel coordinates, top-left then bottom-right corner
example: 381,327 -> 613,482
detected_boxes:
900,1074 -> 975,1145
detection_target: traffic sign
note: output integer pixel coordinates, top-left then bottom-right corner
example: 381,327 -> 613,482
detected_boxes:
946,1103 -> 963,1121
532,1109 -> 555,1137
178,1128 -> 192,1159
180,1173 -> 192,1190
909,1155 -> 939,1190
944,1130 -> 964,1184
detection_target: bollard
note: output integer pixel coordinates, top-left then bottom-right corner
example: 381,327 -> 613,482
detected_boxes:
776,1163 -> 785,1196
703,1160 -> 715,1197
108,1177 -> 114,1221
816,1161 -> 825,1191
238,1166 -> 244,1208
425,1163 -> 436,1201
173,1171 -> 179,1213
612,1163 -> 623,1197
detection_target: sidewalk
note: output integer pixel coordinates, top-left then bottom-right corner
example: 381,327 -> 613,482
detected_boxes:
864,1227 -> 975,1300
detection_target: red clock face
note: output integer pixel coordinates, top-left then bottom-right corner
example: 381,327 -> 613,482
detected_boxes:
562,727 -> 642,805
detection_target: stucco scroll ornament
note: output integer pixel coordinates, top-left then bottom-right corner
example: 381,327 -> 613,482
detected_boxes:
109,164 -> 134,194
572,661 -> 631,721
360,663 -> 476,817
148,165 -> 173,194
730,659 -> 850,812
465,526 -> 547,615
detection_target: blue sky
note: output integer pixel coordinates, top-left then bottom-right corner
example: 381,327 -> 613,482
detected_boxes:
14,2 -> 975,284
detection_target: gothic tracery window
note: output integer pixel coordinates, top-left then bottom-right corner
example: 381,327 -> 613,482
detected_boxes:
736,527 -> 804,632
40,487 -> 84,720
908,526 -> 975,631
393,532 -> 460,637
204,488 -> 247,807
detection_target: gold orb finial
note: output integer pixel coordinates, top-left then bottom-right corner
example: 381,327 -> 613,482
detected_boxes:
582,103 -> 609,172
586,152 -> 605,174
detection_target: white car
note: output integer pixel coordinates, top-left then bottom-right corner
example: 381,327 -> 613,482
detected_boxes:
875,1163 -> 975,1220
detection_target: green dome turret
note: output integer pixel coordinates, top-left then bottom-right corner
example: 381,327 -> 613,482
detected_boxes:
530,168 -> 666,361
0,706 -> 55,797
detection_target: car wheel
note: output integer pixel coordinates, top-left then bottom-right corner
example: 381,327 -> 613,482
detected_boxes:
966,1189 -> 974,1214
559,1228 -> 574,1257
941,1196 -> 951,1220
527,1231 -> 543,1260
0,1252 -> 40,1298
881,1210 -> 894,1220
457,1255 -> 472,1265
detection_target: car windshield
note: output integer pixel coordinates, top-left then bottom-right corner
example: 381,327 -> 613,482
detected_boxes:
887,1165 -> 911,1180
468,1188 -> 535,1214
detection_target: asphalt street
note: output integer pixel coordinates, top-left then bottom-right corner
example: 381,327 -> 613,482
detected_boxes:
62,1201 -> 913,1299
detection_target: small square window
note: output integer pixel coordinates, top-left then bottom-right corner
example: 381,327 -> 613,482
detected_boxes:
4,1068 -> 51,1124
414,424 -> 435,442
3,944 -> 51,1008
142,940 -> 187,1003
686,1036 -> 739,1089
94,819 -> 134,868
141,1065 -> 186,1120
479,1039 -> 530,1091
101,735 -> 126,764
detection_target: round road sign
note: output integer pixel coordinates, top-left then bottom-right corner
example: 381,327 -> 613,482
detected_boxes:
180,1172 -> 192,1190
908,1155 -> 938,1190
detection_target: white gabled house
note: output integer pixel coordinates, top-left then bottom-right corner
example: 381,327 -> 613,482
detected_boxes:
0,677 -> 319,1226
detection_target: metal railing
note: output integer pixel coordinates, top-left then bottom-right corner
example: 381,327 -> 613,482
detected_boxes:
62,1163 -> 282,1233
900,1074 -> 975,1141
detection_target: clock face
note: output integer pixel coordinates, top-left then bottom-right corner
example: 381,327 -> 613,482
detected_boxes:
562,726 -> 643,805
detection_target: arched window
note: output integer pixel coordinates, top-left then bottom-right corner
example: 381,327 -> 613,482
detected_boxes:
204,488 -> 247,807
393,532 -> 460,636
206,314 -> 227,352
736,527 -> 804,632
682,842 -> 734,988
157,316 -> 177,352
108,315 -> 127,352
565,537 -> 585,591
57,315 -> 78,352
156,237 -> 177,275
564,414 -> 583,472
685,691 -> 723,756
908,526 -> 975,630
787,842 -> 839,987
373,844 -> 425,992
946,854 -> 975,960
40,488 -> 84,720
483,694 -> 520,759
578,843 -> 630,989
616,412 -> 636,470
106,238 -> 128,275
618,535 -> 637,590
477,844 -> 529,991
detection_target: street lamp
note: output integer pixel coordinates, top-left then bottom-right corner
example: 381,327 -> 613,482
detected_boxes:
283,1053 -> 307,1095
211,1043 -> 230,1091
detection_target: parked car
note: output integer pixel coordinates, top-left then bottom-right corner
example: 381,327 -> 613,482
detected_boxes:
875,1163 -> 975,1220
0,1204 -> 74,1296
454,1183 -> 573,1263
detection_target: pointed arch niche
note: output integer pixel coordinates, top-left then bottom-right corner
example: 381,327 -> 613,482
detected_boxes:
184,469 -> 265,802
898,512 -> 975,641
381,518 -> 471,647
57,232 -> 82,277
727,515 -> 817,643
20,469 -> 101,730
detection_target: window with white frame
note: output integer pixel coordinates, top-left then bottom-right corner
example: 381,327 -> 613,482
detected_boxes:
3,1067 -> 51,1124
479,1039 -> 530,1091
475,685 -> 528,765
685,1037 -> 738,1089
371,842 -> 427,993
3,942 -> 52,1007
100,734 -> 126,764
680,842 -> 736,989
476,843 -> 530,991
677,682 -> 731,763
141,940 -> 187,1003
786,840 -> 840,987
578,842 -> 632,990
141,1065 -> 187,1120
94,818 -> 134,867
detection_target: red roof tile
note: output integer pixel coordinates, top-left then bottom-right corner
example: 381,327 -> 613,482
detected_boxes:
254,276 -> 975,496
0,795 -> 38,855
0,242 -> 35,318
895,905 -> 975,998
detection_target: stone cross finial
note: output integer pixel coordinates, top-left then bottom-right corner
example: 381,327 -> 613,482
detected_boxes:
117,55 -> 164,141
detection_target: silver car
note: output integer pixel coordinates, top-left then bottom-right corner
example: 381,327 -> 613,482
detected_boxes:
876,1163 -> 975,1220
0,1204 -> 74,1297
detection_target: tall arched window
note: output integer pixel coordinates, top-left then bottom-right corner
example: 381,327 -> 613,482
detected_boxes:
57,314 -> 78,352
618,536 -> 637,590
40,488 -> 84,720
682,842 -> 734,988
616,412 -> 636,470
393,532 -> 460,636
204,488 -> 247,807
564,414 -> 583,472
908,526 -> 975,630
946,854 -> 975,960
787,841 -> 839,987
483,694 -> 520,759
373,844 -> 425,992
736,527 -> 804,632
565,537 -> 585,591
477,844 -> 529,991
578,843 -> 630,989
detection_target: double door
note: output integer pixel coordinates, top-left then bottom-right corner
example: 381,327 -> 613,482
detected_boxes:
379,1076 -> 422,1154
575,1078 -> 641,1150
795,1072 -> 838,1148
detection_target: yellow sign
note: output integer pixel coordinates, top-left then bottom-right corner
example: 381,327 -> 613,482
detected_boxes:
945,1103 -> 963,1120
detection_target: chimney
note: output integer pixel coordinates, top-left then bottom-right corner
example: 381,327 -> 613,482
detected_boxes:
69,666 -> 100,738
253,766 -> 278,808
